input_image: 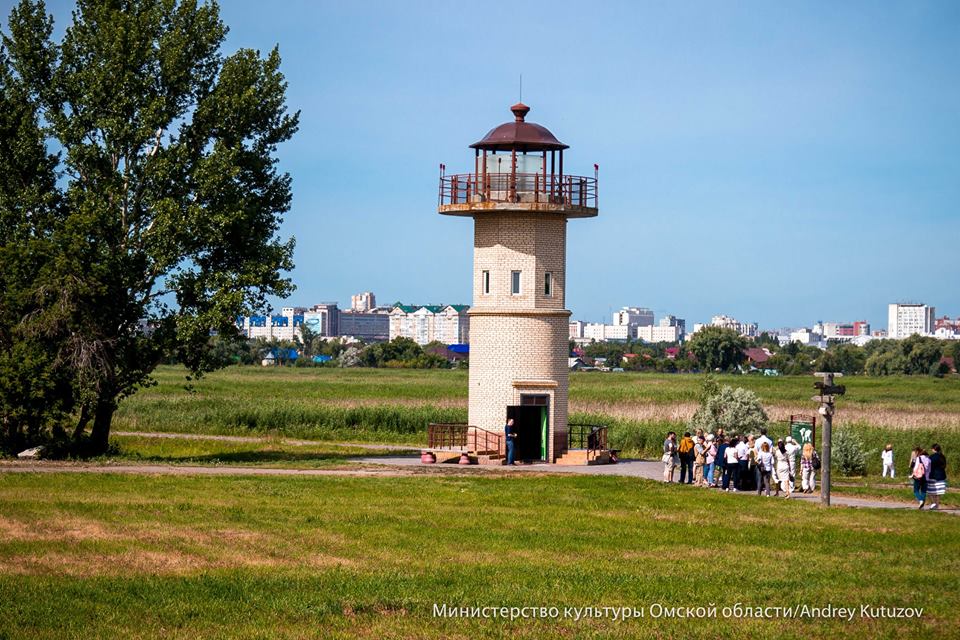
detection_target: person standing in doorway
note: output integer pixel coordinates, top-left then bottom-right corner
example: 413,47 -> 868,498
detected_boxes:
504,418 -> 517,466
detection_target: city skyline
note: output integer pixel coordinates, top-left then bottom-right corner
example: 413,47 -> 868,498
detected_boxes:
251,291 -> 956,339
27,0 -> 960,329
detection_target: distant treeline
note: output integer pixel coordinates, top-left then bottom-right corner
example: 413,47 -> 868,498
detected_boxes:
578,330 -> 958,377
205,333 -> 464,370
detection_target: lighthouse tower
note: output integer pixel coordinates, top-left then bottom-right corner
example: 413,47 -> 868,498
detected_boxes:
438,103 -> 598,463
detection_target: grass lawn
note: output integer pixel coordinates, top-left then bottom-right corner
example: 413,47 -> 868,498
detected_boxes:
1,472 -> 958,639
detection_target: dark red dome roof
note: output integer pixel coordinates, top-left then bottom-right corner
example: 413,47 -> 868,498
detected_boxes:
470,103 -> 569,152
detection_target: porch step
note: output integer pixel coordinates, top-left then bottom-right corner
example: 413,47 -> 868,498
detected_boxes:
476,454 -> 504,465
555,449 -> 613,466
555,449 -> 590,465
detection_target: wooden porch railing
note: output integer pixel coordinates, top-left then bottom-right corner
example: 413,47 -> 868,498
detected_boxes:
427,423 -> 503,455
567,423 -> 609,463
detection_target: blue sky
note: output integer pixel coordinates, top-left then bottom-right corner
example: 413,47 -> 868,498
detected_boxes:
12,0 -> 960,330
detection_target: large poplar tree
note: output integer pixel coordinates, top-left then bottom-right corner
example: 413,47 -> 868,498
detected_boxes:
0,0 -> 298,453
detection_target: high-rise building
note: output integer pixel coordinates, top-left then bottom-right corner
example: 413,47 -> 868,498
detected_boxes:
338,309 -> 390,342
701,314 -> 759,338
303,303 -> 339,337
888,303 -> 935,339
238,306 -> 306,341
351,291 -> 376,312
612,307 -> 654,328
388,304 -> 469,345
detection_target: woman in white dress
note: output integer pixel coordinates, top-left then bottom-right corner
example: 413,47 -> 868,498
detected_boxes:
773,438 -> 792,498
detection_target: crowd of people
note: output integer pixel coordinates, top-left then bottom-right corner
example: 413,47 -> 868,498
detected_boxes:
661,429 -> 949,509
662,428 -> 816,498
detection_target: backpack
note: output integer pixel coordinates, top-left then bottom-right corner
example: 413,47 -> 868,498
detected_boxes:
912,459 -> 926,480
811,451 -> 821,471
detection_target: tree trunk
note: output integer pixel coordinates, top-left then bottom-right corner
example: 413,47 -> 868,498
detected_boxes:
89,399 -> 116,454
72,404 -> 91,441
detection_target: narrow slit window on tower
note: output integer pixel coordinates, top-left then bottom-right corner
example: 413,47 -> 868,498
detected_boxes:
511,270 -> 521,295
482,270 -> 490,295
544,272 -> 553,297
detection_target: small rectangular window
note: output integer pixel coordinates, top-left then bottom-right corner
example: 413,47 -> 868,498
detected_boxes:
482,270 -> 490,295
544,272 -> 553,296
511,270 -> 521,295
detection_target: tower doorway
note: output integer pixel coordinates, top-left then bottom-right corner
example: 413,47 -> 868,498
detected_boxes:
507,394 -> 549,462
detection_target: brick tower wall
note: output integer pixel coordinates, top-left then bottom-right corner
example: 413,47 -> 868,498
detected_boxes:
467,213 -> 570,461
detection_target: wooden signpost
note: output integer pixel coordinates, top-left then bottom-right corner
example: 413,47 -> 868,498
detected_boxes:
813,372 -> 845,506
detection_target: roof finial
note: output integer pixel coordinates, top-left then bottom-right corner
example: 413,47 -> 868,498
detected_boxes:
510,101 -> 529,122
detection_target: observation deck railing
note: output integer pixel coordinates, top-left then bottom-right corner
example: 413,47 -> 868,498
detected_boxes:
439,172 -> 597,209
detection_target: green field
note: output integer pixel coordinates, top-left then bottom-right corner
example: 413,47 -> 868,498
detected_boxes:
2,472 -> 957,639
109,366 -> 960,476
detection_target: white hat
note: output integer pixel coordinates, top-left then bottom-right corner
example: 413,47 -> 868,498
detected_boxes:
786,436 -> 795,444
706,434 -> 715,442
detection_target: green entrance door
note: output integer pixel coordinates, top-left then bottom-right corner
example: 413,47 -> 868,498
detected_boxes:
540,406 -> 547,460
518,394 -> 549,462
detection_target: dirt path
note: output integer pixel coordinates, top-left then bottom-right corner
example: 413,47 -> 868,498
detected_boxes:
0,460 -> 419,477
112,430 -> 420,451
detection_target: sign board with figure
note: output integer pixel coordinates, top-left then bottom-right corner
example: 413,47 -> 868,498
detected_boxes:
790,415 -> 816,445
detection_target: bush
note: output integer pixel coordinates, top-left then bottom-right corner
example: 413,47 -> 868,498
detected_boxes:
832,429 -> 868,476
689,384 -> 769,434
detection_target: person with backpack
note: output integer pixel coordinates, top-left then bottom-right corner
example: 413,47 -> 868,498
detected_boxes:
678,432 -> 695,484
926,444 -> 948,511
910,447 -> 929,509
